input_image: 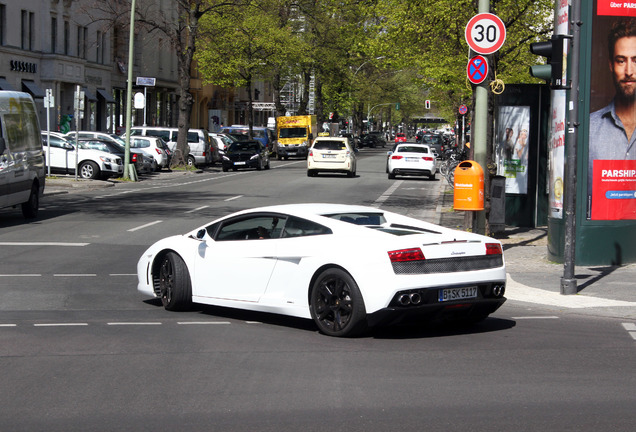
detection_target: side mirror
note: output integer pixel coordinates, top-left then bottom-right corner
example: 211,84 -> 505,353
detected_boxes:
196,229 -> 206,240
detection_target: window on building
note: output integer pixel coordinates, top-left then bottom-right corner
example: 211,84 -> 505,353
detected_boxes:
64,20 -> 69,55
77,26 -> 87,59
96,30 -> 102,63
51,17 -> 57,54
21,10 -> 34,50
0,4 -> 6,46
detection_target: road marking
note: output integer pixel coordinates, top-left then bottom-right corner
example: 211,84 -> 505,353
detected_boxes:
109,273 -> 136,276
34,323 -> 88,327
623,323 -> 636,340
0,242 -> 89,246
0,324 -> 17,327
54,274 -> 96,277
373,181 -> 403,207
0,274 -> 42,277
127,220 -> 163,232
107,322 -> 162,326
177,321 -> 231,325
225,195 -> 243,202
511,316 -> 560,320
185,205 -> 209,214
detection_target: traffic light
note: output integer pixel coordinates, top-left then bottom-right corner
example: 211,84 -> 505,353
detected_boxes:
425,100 -> 431,109
529,34 -> 569,89
396,102 -> 400,110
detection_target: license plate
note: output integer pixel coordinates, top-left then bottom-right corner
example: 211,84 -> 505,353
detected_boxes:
288,152 -> 297,155
322,154 -> 337,158
406,157 -> 420,162
235,161 -> 246,165
439,286 -> 478,302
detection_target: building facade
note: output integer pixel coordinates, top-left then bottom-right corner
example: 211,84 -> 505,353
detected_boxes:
0,0 -> 274,135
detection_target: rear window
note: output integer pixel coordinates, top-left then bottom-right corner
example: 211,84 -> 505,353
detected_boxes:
313,140 -> 346,151
397,146 -> 429,154
325,212 -> 386,226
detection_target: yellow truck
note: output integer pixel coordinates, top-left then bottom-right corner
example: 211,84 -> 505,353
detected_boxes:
275,115 -> 318,160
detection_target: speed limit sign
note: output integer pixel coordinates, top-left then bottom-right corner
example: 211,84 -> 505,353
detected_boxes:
465,13 -> 506,55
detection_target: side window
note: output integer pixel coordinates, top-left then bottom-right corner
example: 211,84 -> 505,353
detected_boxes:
282,217 -> 332,238
215,215 -> 286,241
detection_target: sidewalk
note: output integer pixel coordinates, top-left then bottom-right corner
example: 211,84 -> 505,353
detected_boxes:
437,182 -> 636,317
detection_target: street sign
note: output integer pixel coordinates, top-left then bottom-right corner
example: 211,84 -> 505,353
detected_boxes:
459,104 -> 468,115
467,55 -> 488,85
136,77 -> 156,86
465,13 -> 506,55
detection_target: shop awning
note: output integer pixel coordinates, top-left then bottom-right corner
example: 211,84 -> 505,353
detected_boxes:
21,80 -> 46,98
96,88 -> 115,104
82,87 -> 97,102
0,78 -> 15,91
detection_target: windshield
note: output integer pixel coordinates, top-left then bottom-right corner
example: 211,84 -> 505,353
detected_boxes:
229,142 -> 261,153
279,127 -> 307,139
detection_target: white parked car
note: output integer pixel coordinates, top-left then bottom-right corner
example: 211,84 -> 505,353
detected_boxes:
387,143 -> 436,180
307,136 -> 356,177
137,203 -> 506,337
41,132 -> 123,179
130,136 -> 171,170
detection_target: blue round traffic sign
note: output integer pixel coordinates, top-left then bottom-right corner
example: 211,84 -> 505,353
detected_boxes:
467,55 -> 488,85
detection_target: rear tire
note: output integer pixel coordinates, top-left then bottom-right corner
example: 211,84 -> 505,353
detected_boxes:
158,252 -> 192,311
310,268 -> 367,337
388,171 -> 396,179
21,184 -> 39,219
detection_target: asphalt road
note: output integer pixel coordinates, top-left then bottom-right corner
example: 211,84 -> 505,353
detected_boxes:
1,147 -> 635,431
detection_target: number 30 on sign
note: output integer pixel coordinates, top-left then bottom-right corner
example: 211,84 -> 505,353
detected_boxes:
465,13 -> 506,55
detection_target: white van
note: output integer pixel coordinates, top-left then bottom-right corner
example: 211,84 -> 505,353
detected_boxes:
129,126 -> 219,167
0,91 -> 45,218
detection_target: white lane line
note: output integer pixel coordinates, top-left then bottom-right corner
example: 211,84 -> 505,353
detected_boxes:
185,205 -> 209,214
127,220 -> 163,232
225,195 -> 243,202
109,273 -> 137,276
34,323 -> 88,327
177,321 -> 231,325
505,274 -> 636,308
0,324 -> 17,327
622,323 -> 636,340
0,242 -> 89,246
373,181 -> 404,207
245,321 -> 262,324
107,322 -> 162,326
53,274 -> 96,277
0,274 -> 42,277
511,316 -> 560,320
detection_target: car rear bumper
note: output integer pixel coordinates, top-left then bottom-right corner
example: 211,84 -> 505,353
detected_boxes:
391,167 -> 435,176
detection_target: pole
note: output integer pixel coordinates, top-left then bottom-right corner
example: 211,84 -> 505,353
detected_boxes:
123,0 -> 137,181
74,85 -> 80,181
143,86 -> 147,127
45,89 -> 51,177
471,0 -> 490,234
561,0 -> 581,295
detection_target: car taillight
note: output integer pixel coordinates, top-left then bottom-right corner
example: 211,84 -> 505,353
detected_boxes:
391,155 -> 403,160
485,243 -> 502,255
423,157 -> 434,161
309,149 -> 313,157
388,248 -> 425,262
132,154 -> 138,162
155,148 -> 162,155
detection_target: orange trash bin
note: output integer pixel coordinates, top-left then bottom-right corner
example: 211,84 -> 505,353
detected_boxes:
453,160 -> 484,211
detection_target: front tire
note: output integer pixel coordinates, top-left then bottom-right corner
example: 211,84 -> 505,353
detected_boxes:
310,268 -> 367,337
187,155 -> 196,167
158,252 -> 192,311
79,161 -> 99,179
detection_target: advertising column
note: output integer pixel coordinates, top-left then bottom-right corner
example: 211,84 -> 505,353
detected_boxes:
587,2 -> 636,220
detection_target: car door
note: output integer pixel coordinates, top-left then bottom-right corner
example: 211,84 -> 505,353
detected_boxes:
191,214 -> 284,302
43,136 -> 72,171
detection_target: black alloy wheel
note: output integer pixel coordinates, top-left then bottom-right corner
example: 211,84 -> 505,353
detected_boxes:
310,268 -> 367,337
158,252 -> 192,311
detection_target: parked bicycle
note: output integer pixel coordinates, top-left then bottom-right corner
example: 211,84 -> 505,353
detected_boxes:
440,147 -> 469,186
